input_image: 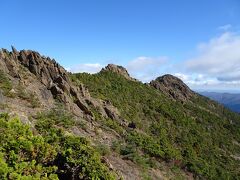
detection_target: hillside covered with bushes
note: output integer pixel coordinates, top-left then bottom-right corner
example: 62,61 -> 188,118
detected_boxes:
72,69 -> 240,179
0,48 -> 239,179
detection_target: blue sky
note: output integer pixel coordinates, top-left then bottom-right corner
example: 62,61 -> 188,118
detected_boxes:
1,0 -> 240,92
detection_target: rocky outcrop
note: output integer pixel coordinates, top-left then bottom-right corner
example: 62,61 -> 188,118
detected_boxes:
150,74 -> 195,102
85,97 -> 128,127
0,47 -> 92,118
101,64 -> 137,81
0,47 -> 128,123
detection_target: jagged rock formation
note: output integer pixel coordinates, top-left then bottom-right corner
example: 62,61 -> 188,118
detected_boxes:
150,74 -> 195,102
101,64 -> 137,81
0,47 -> 127,123
0,47 -> 89,118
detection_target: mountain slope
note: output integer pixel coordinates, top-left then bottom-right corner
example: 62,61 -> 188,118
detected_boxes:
72,68 -> 240,179
0,47 -> 240,179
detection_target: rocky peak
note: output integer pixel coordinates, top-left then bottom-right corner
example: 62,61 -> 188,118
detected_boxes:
0,46 -> 68,85
150,74 -> 195,102
0,47 -> 91,117
101,64 -> 136,81
0,47 -> 127,123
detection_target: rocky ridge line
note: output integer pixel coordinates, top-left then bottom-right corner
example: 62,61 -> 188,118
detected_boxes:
0,46 -> 127,125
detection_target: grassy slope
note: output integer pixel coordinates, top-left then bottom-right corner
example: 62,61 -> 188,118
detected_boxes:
71,71 -> 240,179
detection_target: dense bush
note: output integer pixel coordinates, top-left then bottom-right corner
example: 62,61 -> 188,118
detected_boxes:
0,111 -> 115,180
35,108 -> 116,179
0,113 -> 58,179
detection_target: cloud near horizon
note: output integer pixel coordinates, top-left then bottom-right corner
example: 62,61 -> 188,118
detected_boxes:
68,63 -> 103,74
181,31 -> 240,90
67,29 -> 240,92
68,56 -> 169,82
127,56 -> 169,82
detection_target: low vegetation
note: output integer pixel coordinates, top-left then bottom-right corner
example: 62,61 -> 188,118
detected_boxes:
0,70 -> 40,108
0,70 -> 12,96
71,71 -> 240,179
16,84 -> 41,108
0,110 -> 115,180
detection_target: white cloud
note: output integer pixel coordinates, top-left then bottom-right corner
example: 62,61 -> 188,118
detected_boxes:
127,56 -> 169,82
173,72 -> 240,92
218,24 -> 232,31
127,56 -> 168,71
174,73 -> 190,82
185,32 -> 240,82
174,73 -> 212,86
68,63 -> 103,74
65,30 -> 240,92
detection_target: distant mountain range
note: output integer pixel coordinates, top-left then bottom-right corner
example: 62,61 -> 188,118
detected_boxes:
200,92 -> 240,113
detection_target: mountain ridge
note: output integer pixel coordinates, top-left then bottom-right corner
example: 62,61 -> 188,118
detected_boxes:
0,47 -> 240,179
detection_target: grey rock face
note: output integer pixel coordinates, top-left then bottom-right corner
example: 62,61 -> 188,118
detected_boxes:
150,74 -> 195,102
0,47 -> 127,123
101,64 -> 137,81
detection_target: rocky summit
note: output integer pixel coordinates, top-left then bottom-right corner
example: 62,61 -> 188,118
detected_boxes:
0,47 -> 125,121
0,47 -> 240,180
101,64 -> 137,81
150,74 -> 195,102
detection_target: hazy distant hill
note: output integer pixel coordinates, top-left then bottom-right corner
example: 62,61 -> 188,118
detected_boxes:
200,92 -> 240,113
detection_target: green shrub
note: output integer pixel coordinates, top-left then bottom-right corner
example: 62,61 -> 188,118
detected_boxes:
34,108 -> 116,179
0,70 -> 12,96
103,118 -> 124,134
16,84 -> 41,108
0,111 -> 116,179
96,144 -> 111,156
111,140 -> 123,154
0,114 -> 58,179
119,144 -> 152,169
29,93 -> 41,108
0,103 -> 8,109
